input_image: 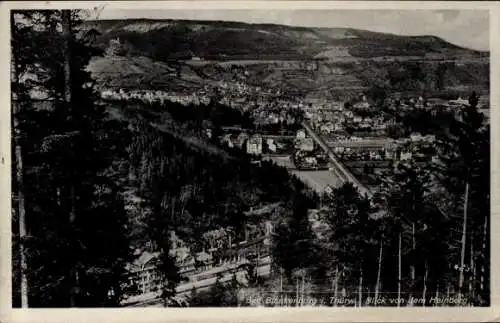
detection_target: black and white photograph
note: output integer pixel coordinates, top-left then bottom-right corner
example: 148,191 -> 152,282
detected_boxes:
6,3 -> 493,312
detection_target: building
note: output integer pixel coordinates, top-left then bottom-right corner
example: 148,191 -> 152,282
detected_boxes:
400,151 -> 412,161
247,135 -> 263,155
353,101 -> 370,109
125,251 -> 161,295
385,150 -> 396,160
296,137 -> 315,152
106,37 -> 123,56
448,97 -> 469,106
266,138 -> 277,153
296,130 -> 306,140
328,138 -> 397,152
410,133 -> 424,142
304,156 -> 318,166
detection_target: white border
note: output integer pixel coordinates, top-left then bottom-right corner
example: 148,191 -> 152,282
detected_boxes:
0,2 -> 499,322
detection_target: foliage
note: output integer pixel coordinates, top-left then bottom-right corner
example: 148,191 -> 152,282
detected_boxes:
11,10 -> 131,307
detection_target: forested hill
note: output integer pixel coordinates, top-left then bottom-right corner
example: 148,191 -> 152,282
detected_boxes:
82,19 -> 489,98
102,98 -> 317,250
83,18 -> 486,60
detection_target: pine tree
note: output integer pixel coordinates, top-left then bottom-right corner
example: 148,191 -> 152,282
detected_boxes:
433,92 -> 489,305
11,10 -> 33,308
11,10 -> 132,307
272,194 -> 319,280
324,183 -> 378,306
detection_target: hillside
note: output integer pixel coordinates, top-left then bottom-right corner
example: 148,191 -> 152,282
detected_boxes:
82,19 -> 489,97
83,19 -> 485,60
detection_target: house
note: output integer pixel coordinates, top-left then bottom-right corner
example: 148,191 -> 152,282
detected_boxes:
334,146 -> 345,154
410,133 -> 423,142
106,37 -> 123,56
247,135 -> 263,155
296,130 -> 306,140
448,97 -> 469,106
353,101 -> 370,109
296,137 -> 315,152
304,156 -> 318,166
320,124 -> 332,134
359,121 -> 371,129
424,135 -> 436,143
125,251 -> 161,295
266,138 -> 277,153
400,151 -> 412,161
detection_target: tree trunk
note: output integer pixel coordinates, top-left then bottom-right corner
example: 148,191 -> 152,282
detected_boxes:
397,232 -> 402,307
171,196 -> 176,222
16,143 -> 29,308
301,273 -> 305,306
434,284 -> 439,307
62,9 -> 78,307
422,260 -> 428,306
295,277 -> 299,307
280,267 -> 283,293
358,268 -> 363,307
11,13 -> 29,308
469,234 -> 474,297
480,215 -> 487,293
333,266 -> 339,306
374,240 -> 383,304
458,178 -> 470,303
409,222 -> 416,307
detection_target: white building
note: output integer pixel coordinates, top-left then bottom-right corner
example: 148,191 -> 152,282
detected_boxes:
400,151 -> 412,161
266,139 -> 277,153
247,135 -> 263,155
296,130 -> 306,140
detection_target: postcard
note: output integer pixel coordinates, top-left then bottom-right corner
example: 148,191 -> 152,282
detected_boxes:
1,1 -> 498,322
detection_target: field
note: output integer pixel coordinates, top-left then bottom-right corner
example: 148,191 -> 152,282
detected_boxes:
263,156 -> 344,193
291,170 -> 344,193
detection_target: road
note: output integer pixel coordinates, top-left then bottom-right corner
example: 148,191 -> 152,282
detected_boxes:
301,122 -> 373,197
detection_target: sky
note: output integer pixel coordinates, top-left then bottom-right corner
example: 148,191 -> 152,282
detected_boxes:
96,9 -> 490,51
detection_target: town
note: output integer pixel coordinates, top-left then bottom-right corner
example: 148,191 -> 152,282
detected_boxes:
100,85 -> 488,195
98,79 -> 489,306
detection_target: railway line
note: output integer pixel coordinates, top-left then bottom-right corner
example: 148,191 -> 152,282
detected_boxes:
124,256 -> 272,307
301,122 -> 373,197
